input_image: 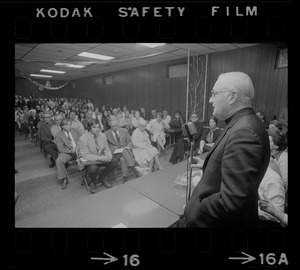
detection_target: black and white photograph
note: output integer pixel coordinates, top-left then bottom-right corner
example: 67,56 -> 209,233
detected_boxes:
14,43 -> 288,228
5,0 -> 295,268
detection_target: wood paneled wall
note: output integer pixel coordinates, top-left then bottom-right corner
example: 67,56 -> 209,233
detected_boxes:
70,59 -> 188,117
15,44 -> 287,125
206,43 -> 288,126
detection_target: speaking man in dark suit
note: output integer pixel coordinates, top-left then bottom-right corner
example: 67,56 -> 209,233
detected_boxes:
176,72 -> 270,227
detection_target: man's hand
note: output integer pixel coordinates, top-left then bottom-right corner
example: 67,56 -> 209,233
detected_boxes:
189,156 -> 204,169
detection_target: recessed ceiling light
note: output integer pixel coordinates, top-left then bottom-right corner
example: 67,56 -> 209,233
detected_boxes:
137,43 -> 166,48
40,69 -> 66,74
55,63 -> 85,68
77,52 -> 115,60
30,74 -> 53,78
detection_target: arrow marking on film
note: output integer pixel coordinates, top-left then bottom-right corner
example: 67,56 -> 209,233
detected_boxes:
91,252 -> 118,265
229,252 -> 256,264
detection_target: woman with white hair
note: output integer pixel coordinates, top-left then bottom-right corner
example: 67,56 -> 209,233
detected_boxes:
132,119 -> 163,171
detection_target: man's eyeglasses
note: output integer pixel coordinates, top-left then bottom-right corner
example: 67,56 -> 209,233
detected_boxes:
211,90 -> 233,98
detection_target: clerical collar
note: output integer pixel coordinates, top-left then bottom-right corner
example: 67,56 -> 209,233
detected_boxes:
224,107 -> 253,125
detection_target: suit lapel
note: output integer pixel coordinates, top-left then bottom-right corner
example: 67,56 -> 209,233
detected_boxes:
203,127 -> 229,170
61,131 -> 72,149
61,131 -> 69,146
203,109 -> 254,170
108,129 -> 118,145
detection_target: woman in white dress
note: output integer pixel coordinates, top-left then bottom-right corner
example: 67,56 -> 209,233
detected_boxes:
132,119 -> 164,171
147,112 -> 170,155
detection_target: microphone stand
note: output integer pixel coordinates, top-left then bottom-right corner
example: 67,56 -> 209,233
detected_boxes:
186,139 -> 195,204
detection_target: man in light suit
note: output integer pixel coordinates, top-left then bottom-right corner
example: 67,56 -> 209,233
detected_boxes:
105,119 -> 140,183
55,118 -> 81,189
175,72 -> 270,227
77,119 -> 118,193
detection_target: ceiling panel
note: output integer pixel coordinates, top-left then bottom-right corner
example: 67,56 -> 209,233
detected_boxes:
15,43 -> 258,81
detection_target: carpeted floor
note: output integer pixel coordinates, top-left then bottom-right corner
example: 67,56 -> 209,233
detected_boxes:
15,132 -> 178,224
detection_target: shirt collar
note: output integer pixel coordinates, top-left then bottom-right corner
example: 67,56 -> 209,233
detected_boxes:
224,107 -> 254,125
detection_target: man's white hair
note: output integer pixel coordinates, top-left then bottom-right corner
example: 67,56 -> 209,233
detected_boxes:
213,71 -> 255,106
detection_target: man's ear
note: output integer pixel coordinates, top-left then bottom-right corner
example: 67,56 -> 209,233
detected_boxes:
229,91 -> 238,105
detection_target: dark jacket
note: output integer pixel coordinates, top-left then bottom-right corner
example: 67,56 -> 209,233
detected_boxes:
200,127 -> 222,143
169,116 -> 185,129
184,108 -> 270,227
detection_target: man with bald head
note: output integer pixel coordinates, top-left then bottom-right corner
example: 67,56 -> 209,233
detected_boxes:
176,72 -> 270,227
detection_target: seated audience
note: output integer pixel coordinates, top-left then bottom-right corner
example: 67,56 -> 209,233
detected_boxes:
15,107 -> 23,132
36,110 -> 44,130
147,112 -> 170,155
169,113 -> 204,164
77,119 -> 118,193
268,119 -> 284,133
197,116 -> 222,155
51,114 -> 63,140
78,111 -> 89,130
118,110 -> 133,134
87,99 -> 94,111
110,108 -> 122,123
86,110 -> 94,125
94,107 -> 105,131
39,112 -> 59,168
268,129 -> 288,191
140,107 -> 150,121
132,119 -> 164,171
69,110 -> 86,136
20,106 -> 30,138
105,119 -> 140,182
131,110 -> 145,128
169,110 -> 186,130
258,158 -> 286,227
28,109 -> 39,140
55,118 -> 82,189
259,197 -> 288,228
129,109 -> 135,119
150,109 -> 157,120
162,109 -> 171,126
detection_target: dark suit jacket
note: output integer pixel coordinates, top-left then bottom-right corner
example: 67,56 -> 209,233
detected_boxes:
184,108 -> 270,227
105,128 -> 133,154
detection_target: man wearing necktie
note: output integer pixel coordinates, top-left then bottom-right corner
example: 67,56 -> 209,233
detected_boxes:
77,119 -> 118,193
55,118 -> 82,189
105,119 -> 140,183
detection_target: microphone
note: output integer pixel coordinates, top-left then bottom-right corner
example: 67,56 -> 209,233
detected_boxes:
182,121 -> 198,204
182,122 -> 197,141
